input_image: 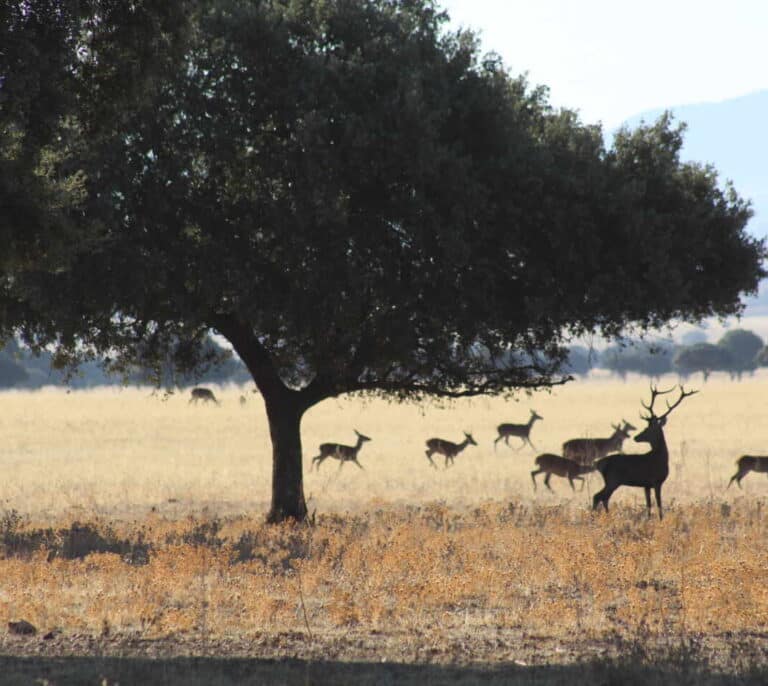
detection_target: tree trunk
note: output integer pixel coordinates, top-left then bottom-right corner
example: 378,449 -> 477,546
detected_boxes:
264,395 -> 308,523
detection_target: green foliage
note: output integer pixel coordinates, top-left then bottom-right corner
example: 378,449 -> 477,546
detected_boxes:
755,346 -> 768,368
1,0 -> 762,401
716,329 -> 764,373
673,343 -> 733,379
599,340 -> 675,378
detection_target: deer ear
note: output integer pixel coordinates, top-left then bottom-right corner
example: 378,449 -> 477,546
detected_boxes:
660,416 -> 667,426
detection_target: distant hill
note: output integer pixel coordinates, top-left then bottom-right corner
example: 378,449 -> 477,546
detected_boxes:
617,90 -> 768,321
617,89 -> 768,240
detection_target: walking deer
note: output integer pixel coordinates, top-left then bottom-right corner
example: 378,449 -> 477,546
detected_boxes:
425,432 -> 477,468
727,456 -> 768,489
189,387 -> 220,405
531,454 -> 595,492
494,410 -> 543,451
563,420 -> 636,464
311,430 -> 371,471
593,385 -> 697,520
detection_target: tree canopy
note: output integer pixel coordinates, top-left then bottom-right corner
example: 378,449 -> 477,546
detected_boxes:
717,329 -> 764,375
673,342 -> 733,381
1,0 -> 765,521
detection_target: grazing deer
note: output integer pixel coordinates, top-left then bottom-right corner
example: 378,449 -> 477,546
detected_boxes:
531,454 -> 595,492
593,385 -> 697,520
425,432 -> 478,468
727,456 -> 768,489
494,410 -> 543,451
189,387 -> 220,405
562,420 -> 637,464
311,430 -> 371,471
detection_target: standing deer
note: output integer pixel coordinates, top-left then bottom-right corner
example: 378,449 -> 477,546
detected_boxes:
531,454 -> 595,492
425,432 -> 477,468
727,456 -> 768,489
494,410 -> 543,451
189,387 -> 220,405
311,430 -> 371,471
593,385 -> 697,520
563,420 -> 636,464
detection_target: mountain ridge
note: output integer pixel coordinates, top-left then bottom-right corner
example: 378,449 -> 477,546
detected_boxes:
616,89 -> 768,240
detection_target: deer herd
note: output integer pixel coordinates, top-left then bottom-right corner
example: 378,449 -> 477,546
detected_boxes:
191,384 -> 768,519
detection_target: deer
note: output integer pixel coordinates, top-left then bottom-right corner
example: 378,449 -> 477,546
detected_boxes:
425,432 -> 477,468
530,454 -> 596,492
562,420 -> 637,464
592,385 -> 697,520
311,430 -> 371,471
189,387 -> 220,405
727,456 -> 768,489
493,410 -> 543,451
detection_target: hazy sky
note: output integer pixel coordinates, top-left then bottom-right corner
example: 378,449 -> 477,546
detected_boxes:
441,0 -> 768,129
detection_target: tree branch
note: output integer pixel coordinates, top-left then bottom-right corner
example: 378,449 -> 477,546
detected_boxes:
208,313 -> 293,401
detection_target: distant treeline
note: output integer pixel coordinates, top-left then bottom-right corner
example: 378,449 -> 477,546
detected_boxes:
0,337 -> 251,390
565,328 -> 768,381
1,328 -> 766,389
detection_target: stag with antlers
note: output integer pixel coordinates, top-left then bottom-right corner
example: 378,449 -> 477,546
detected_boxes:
592,385 -> 697,520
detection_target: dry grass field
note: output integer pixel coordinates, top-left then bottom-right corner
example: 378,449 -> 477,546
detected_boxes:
1,374 -> 768,684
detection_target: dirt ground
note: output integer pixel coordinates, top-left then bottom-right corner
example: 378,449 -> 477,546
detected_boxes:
1,628 -> 768,685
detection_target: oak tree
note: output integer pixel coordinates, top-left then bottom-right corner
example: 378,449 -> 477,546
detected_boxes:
1,0 -> 764,521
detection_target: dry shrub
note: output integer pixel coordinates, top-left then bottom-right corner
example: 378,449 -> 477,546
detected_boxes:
0,500 -> 766,651
1,380 -> 768,664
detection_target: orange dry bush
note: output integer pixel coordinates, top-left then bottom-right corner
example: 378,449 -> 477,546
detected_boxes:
1,380 -> 768,652
0,501 -> 767,645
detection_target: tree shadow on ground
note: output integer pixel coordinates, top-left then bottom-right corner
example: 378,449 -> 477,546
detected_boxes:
1,655 -> 766,686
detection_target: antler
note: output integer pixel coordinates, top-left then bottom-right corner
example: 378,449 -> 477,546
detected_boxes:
640,385 -> 675,419
641,384 -> 698,420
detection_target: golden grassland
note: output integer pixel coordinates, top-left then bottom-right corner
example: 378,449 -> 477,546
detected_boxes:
0,374 -> 767,675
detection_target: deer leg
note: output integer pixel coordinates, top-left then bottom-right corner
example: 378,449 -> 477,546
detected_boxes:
312,456 -> 324,471
352,459 -> 364,470
592,489 -> 605,511
728,470 -> 745,489
338,459 -> 344,471
530,470 -> 540,491
569,476 -> 583,492
644,487 -> 652,517
425,449 -> 437,469
654,485 -> 663,520
494,435 -> 502,451
593,486 -> 615,512
525,437 -> 536,451
543,473 -> 554,492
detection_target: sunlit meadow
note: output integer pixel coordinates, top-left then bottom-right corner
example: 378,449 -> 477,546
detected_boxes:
0,373 -> 767,667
